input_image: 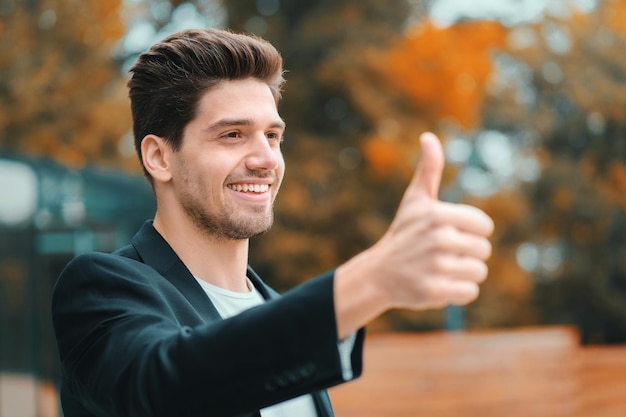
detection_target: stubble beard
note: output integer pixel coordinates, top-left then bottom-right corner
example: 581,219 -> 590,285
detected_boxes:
183,197 -> 275,241
178,171 -> 276,241
173,157 -> 275,241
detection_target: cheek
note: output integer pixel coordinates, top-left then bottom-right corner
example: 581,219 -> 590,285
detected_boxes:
177,159 -> 212,194
276,148 -> 285,169
276,158 -> 286,185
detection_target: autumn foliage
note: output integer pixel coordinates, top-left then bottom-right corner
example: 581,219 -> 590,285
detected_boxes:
385,20 -> 506,130
0,0 -> 133,170
358,20 -> 506,177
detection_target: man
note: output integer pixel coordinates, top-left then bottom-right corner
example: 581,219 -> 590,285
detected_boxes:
52,28 -> 493,417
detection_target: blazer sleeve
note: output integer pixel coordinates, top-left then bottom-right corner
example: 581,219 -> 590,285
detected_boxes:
51,252 -> 364,417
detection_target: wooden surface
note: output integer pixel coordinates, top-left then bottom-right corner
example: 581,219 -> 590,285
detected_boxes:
329,327 -> 626,417
577,345 -> 626,417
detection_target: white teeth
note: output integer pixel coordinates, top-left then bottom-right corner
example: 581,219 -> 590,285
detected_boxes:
228,184 -> 269,193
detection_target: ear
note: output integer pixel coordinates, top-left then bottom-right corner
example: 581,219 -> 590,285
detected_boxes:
141,134 -> 173,184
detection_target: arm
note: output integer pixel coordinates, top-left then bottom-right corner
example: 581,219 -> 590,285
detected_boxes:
334,132 -> 494,339
52,255 -> 363,417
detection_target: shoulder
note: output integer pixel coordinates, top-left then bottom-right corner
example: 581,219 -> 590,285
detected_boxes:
53,250 -> 159,299
60,250 -> 146,277
51,250 -> 177,326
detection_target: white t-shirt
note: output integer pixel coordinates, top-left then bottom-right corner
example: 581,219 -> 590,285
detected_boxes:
194,277 -> 318,417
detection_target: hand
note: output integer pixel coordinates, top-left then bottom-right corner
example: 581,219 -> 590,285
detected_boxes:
367,132 -> 494,310
334,132 -> 494,338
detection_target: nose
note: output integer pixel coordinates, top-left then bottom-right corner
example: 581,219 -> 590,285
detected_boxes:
245,133 -> 281,172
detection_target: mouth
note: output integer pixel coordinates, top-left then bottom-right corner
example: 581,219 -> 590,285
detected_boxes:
226,183 -> 270,193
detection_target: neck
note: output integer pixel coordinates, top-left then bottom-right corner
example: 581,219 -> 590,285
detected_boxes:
152,211 -> 251,293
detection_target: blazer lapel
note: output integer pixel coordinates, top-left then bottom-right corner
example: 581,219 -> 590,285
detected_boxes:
130,221 -> 221,322
246,266 -> 278,301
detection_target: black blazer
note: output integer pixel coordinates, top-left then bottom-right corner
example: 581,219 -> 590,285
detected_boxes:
52,221 -> 364,417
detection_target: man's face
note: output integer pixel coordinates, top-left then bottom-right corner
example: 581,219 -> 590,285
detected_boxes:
170,78 -> 285,240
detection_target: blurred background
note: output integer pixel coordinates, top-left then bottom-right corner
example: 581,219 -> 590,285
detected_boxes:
1,0 -> 625,415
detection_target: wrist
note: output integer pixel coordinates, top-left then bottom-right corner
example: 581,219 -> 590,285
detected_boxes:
333,247 -> 391,339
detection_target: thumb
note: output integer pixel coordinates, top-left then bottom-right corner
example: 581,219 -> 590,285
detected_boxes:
410,132 -> 444,200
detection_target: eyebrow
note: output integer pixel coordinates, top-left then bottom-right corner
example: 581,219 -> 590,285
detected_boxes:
203,118 -> 286,133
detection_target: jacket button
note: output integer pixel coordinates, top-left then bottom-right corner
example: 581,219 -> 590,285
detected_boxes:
275,375 -> 288,388
300,363 -> 316,378
286,370 -> 300,383
264,380 -> 277,392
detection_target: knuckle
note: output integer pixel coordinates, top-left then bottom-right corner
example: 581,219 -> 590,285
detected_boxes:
429,253 -> 449,272
429,226 -> 456,250
428,202 -> 447,224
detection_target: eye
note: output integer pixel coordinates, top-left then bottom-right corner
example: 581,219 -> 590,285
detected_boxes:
221,131 -> 243,140
266,131 -> 284,144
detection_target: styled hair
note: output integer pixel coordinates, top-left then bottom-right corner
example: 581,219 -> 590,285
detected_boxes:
127,28 -> 285,179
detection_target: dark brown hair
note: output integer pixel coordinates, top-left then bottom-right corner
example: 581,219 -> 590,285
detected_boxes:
128,28 -> 285,179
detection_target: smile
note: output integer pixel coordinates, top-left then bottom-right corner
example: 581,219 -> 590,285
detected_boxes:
227,183 -> 270,193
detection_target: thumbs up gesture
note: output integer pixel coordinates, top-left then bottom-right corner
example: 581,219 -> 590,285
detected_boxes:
334,132 -> 494,338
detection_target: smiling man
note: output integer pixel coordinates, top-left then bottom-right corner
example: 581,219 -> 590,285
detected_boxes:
51,28 -> 494,417
144,78 -> 286,292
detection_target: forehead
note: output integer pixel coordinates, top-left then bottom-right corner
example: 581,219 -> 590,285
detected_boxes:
195,78 -> 280,121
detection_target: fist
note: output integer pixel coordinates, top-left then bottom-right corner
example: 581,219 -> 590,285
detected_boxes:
373,132 -> 494,310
